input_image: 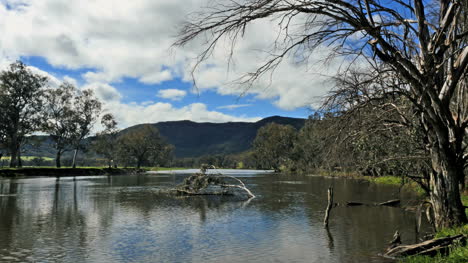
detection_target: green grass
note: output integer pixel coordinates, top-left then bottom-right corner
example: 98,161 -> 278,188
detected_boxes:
402,247 -> 468,263
434,225 -> 468,238
366,175 -> 403,185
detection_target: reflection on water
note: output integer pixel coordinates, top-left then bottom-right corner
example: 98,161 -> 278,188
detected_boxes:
0,172 -> 428,262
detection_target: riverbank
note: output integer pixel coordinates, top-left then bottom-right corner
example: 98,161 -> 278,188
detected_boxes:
402,194 -> 468,262
314,170 -> 425,194
0,167 -> 144,177
313,170 -> 467,262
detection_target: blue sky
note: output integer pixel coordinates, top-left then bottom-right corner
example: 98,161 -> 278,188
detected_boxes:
0,0 -> 343,128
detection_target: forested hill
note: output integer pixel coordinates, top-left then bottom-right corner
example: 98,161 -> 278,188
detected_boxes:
23,116 -> 305,159
124,116 -> 305,158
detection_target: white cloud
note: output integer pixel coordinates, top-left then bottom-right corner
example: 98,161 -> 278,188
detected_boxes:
157,88 -> 187,101
0,0 -> 363,113
217,104 -> 252,110
140,70 -> 172,84
83,82 -> 122,102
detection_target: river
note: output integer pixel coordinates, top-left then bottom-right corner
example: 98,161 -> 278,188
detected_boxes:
0,170 -> 428,262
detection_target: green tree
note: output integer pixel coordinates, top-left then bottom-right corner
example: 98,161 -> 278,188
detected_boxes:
94,113 -> 120,168
0,61 -> 48,167
42,82 -> 77,168
150,144 -> 174,167
177,0 -> 468,229
292,114 -> 328,172
253,123 -> 297,172
70,89 -> 102,168
117,125 -> 169,169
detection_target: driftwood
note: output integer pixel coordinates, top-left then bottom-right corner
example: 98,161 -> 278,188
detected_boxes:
385,234 -> 466,258
346,199 -> 401,207
174,172 -> 255,200
324,187 -> 333,227
378,199 -> 400,207
388,230 -> 401,250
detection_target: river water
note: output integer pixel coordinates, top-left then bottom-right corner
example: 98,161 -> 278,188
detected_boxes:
0,170 -> 428,262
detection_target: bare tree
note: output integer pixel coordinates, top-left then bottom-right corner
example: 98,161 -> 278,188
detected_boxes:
0,61 -> 48,167
176,1 -> 468,228
321,68 -> 432,191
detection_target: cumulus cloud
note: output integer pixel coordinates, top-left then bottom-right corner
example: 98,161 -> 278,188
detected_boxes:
0,0 -> 360,114
83,82 -> 122,102
157,89 -> 187,101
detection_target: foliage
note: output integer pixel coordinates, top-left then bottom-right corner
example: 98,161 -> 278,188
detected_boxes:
0,61 -> 48,167
93,113 -> 120,168
42,82 -> 78,167
116,124 -> 172,169
252,123 -> 297,171
69,88 -> 102,168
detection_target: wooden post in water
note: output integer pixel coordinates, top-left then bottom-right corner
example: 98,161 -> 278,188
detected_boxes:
324,186 -> 334,227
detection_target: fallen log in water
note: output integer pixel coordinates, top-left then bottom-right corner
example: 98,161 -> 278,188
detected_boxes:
378,199 -> 400,207
385,234 -> 466,258
345,199 -> 401,207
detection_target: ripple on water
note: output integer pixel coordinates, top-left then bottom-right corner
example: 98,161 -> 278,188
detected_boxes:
0,173 -> 428,263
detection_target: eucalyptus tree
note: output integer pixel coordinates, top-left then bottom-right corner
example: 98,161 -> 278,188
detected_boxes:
70,89 -> 102,168
252,123 -> 297,172
94,113 -> 120,168
0,61 -> 48,167
42,82 -> 77,168
176,0 -> 468,228
117,125 -> 166,169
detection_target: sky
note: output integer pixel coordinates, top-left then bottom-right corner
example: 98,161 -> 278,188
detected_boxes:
0,0 -> 349,129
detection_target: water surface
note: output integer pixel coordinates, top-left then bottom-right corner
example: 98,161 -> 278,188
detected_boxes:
0,171 -> 427,262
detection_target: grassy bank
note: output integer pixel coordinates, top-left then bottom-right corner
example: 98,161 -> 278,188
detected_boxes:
315,170 -> 467,262
315,170 -> 425,194
401,225 -> 468,263
401,196 -> 468,263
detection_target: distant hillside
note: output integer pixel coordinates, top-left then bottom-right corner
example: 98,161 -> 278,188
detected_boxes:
22,116 -> 305,159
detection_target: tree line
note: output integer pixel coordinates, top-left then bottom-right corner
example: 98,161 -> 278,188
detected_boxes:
0,61 -> 173,169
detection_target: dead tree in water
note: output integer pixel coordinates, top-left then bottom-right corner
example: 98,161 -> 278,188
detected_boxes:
324,187 -> 334,227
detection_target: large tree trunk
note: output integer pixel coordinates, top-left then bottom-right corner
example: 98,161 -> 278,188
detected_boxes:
9,143 -> 18,168
72,149 -> 78,169
17,151 -> 22,168
56,150 -> 62,168
428,144 -> 467,229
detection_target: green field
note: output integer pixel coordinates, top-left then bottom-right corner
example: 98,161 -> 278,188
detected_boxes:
1,156 -> 54,161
